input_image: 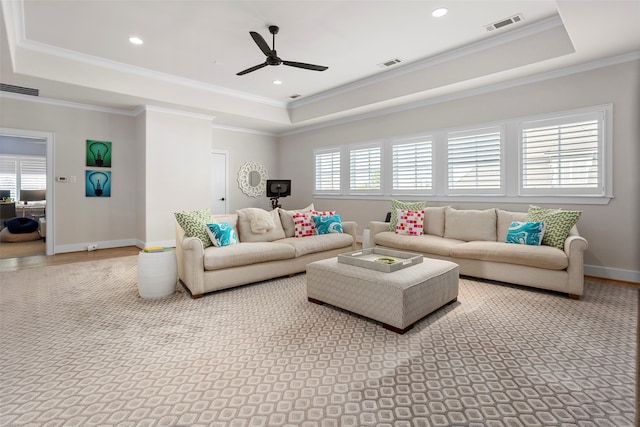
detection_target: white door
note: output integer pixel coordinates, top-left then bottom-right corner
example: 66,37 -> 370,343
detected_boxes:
211,151 -> 228,214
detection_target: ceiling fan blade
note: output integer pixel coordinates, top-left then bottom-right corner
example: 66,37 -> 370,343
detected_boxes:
236,62 -> 268,76
282,60 -> 328,72
250,31 -> 273,57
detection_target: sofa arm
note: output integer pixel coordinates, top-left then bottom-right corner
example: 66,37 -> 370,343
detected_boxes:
564,231 -> 589,298
175,222 -> 206,297
342,221 -> 358,250
368,221 -> 390,246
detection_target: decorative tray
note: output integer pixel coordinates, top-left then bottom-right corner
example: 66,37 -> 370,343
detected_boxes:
338,248 -> 423,273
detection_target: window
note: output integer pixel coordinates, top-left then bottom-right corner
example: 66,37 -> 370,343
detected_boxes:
521,112 -> 602,195
314,149 -> 341,192
392,139 -> 432,192
312,104 -> 611,204
350,145 -> 381,192
0,155 -> 46,200
447,128 -> 502,193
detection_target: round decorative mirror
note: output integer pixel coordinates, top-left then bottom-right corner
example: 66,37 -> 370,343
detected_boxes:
237,161 -> 268,197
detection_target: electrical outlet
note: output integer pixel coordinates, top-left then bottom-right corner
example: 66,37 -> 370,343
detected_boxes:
87,244 -> 98,251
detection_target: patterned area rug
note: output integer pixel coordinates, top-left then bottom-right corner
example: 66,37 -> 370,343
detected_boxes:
0,256 -> 636,427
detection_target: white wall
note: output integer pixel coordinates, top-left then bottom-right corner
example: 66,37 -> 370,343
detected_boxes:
278,59 -> 640,281
143,108 -> 214,246
212,127 -> 279,212
0,96 -> 139,252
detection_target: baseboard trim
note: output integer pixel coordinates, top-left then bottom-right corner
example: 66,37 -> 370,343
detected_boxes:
55,239 -> 139,254
584,264 -> 640,284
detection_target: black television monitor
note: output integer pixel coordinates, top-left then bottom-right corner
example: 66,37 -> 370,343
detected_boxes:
266,180 -> 291,198
0,189 -> 10,199
20,189 -> 46,202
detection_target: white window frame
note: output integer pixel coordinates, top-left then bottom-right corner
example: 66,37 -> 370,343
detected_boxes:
0,154 -> 47,200
518,107 -> 611,198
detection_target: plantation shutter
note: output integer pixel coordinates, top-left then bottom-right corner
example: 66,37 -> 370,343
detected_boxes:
0,157 -> 17,198
350,146 -> 381,191
392,139 -> 432,191
20,158 -> 47,190
448,128 -> 502,192
315,150 -> 341,192
521,114 -> 600,193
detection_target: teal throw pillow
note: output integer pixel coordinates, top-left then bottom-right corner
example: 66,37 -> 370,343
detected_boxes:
505,221 -> 546,246
388,200 -> 426,231
525,205 -> 581,249
205,222 -> 238,247
175,208 -> 213,248
311,214 -> 343,235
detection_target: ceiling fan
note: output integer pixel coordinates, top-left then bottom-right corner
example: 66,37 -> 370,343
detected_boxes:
236,25 -> 328,76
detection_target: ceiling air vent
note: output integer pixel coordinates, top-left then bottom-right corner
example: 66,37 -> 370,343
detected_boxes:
378,58 -> 402,68
485,14 -> 524,32
0,83 -> 39,97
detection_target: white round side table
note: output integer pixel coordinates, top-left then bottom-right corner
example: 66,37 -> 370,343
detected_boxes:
137,248 -> 177,299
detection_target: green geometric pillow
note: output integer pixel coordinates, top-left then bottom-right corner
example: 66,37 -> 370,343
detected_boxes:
388,200 -> 426,231
525,205 -> 581,249
175,208 -> 213,248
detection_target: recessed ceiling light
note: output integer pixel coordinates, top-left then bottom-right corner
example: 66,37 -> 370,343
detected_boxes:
129,36 -> 144,45
432,8 -> 448,18
273,80 -> 282,85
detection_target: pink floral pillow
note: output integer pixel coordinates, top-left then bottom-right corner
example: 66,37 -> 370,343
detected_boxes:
293,210 -> 337,237
395,209 -> 425,236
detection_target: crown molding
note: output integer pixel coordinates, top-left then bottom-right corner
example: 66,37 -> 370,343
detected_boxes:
211,123 -> 277,137
0,91 -> 140,116
280,51 -> 640,136
142,105 -> 215,122
289,15 -> 566,109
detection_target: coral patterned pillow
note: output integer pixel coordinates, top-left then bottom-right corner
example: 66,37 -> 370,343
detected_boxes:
395,209 -> 425,236
293,212 -> 315,237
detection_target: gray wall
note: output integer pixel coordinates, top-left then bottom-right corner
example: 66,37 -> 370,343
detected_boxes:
278,59 -> 640,281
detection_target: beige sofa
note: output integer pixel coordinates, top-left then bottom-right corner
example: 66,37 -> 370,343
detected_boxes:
176,208 -> 357,298
370,207 -> 588,299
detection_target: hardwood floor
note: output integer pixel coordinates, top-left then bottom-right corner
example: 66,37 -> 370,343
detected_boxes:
0,246 -> 141,272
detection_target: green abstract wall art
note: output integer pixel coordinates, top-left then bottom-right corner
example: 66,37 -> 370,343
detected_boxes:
86,140 -> 112,167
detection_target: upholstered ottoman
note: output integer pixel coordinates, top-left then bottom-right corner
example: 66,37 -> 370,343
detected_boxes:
306,257 -> 459,333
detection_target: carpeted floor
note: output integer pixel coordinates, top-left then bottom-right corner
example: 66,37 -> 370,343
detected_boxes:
0,256 -> 636,427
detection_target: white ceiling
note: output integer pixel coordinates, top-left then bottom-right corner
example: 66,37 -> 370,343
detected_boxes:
1,0 -> 639,133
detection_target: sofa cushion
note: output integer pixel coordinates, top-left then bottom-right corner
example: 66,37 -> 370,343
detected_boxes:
450,241 -> 568,270
505,221 -> 545,246
424,206 -> 447,237
312,214 -> 343,235
444,207 -> 497,242
279,204 -> 314,237
278,233 -> 354,257
293,212 -> 315,237
237,208 -> 285,242
526,205 -> 582,249
497,210 -> 527,242
203,242 -> 295,271
175,208 -> 213,248
388,200 -> 426,231
395,209 -> 424,236
374,231 -> 465,257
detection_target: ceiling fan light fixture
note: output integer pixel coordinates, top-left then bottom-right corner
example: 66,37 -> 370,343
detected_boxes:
128,36 -> 144,45
432,8 -> 448,18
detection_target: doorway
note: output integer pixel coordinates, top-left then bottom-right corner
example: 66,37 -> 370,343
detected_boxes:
211,150 -> 228,214
0,127 -> 54,257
